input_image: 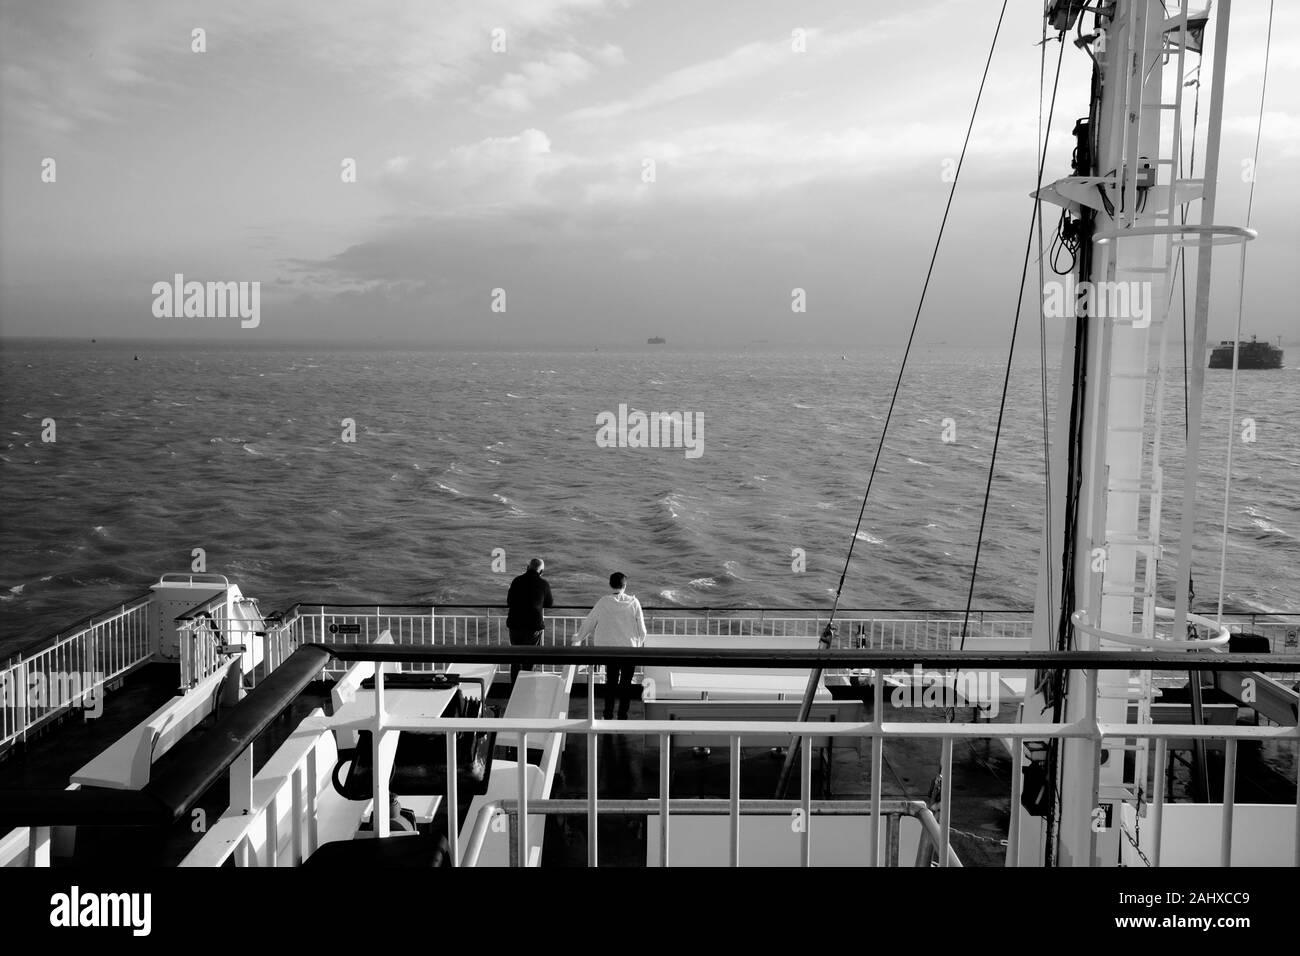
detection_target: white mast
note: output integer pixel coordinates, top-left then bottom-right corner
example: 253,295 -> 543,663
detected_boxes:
1015,0 -> 1247,867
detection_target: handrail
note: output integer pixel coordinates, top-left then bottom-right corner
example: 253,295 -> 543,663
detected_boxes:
156,572 -> 231,589
317,643 -> 1291,672
2,590 -> 155,665
1,598 -> 154,751
461,798 -> 961,868
277,601 -> 1298,617
1072,607 -> 1233,650
279,602 -> 1036,614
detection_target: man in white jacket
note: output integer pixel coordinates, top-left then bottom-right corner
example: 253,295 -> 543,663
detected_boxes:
572,572 -> 648,720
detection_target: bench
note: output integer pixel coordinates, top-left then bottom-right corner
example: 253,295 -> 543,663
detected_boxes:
640,635 -> 838,702
71,657 -> 240,790
457,729 -> 565,867
455,667 -> 573,866
496,669 -> 572,756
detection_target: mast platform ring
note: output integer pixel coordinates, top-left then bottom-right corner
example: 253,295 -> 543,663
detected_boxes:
1093,224 -> 1258,247
1071,608 -> 1231,650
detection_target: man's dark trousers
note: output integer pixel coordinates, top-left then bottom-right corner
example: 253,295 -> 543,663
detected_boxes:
509,627 -> 544,684
603,662 -> 635,719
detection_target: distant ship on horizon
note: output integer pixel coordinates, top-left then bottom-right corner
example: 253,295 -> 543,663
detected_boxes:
647,336 -> 666,345
1208,335 -> 1283,369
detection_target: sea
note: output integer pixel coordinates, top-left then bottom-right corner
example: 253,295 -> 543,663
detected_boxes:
2,339 -> 1297,659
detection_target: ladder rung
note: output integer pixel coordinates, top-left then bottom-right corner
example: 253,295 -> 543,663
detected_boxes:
1155,158 -> 1176,165
1106,532 -> 1157,546
1109,480 -> 1160,493
1103,584 -> 1155,599
1141,103 -> 1180,110
1108,424 -> 1146,432
1115,266 -> 1168,273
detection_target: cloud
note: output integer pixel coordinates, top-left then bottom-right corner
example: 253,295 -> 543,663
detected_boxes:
377,128 -> 568,211
0,0 -> 626,133
478,44 -> 625,112
1226,110 -> 1300,159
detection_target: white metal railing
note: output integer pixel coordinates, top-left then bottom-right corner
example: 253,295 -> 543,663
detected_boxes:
281,605 -> 1042,679
277,604 -> 1300,685
460,798 -> 962,868
182,711 -> 333,868
176,590 -> 240,690
180,658 -> 1300,869
1,596 -> 152,750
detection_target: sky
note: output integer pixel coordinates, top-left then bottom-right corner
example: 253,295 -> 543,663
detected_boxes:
1,0 -> 1296,348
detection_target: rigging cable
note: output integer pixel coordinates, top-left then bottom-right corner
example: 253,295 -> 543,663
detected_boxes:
1036,15 -> 1056,672
1216,0 -> 1273,622
823,0 -> 1009,628
773,0 -> 1010,801
959,32 -> 1067,652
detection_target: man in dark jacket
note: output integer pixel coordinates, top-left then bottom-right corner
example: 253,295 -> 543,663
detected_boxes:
506,557 -> 554,684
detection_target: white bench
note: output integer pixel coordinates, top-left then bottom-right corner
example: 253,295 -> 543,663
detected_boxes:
641,635 -> 836,702
496,670 -> 571,754
71,658 -> 240,790
457,729 -> 565,867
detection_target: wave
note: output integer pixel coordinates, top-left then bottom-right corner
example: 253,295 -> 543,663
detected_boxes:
854,530 -> 885,545
1245,506 -> 1291,538
1250,517 -> 1291,538
688,577 -> 717,589
436,482 -> 463,496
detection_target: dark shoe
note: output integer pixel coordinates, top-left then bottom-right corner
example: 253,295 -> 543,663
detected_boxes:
602,711 -> 614,721
617,712 -> 629,720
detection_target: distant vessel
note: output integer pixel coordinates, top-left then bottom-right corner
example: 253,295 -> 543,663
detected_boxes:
647,336 -> 666,345
1209,336 -> 1283,369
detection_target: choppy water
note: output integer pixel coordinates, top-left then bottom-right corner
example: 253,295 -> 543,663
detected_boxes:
2,340 -> 1297,658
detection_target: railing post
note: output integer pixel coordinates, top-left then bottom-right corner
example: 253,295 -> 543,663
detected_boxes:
1294,747 -> 1300,868
265,794 -> 279,867
373,666 -> 390,840
800,735 -> 812,867
869,671 -> 884,866
1151,737 -> 1167,867
230,744 -> 254,816
1220,738 -> 1237,867
446,732 -> 459,866
659,732 -> 670,867
939,737 -> 953,868
587,721 -> 598,867
17,659 -> 28,743
305,745 -> 319,859
729,735 -> 741,866
290,768 -> 304,866
517,732 -> 529,867
886,811 -> 901,867
1007,736 -> 1022,867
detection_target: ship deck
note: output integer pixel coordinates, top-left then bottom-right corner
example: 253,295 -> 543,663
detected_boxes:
3,665 -> 1295,867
